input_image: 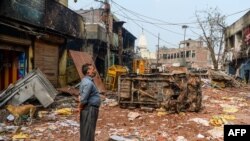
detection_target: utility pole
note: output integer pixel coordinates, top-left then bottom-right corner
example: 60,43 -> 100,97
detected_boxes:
182,25 -> 188,66
102,0 -> 111,68
116,21 -> 125,65
91,7 -> 94,23
156,33 -> 160,67
182,25 -> 188,47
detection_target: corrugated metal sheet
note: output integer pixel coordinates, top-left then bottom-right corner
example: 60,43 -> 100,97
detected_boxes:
0,68 -> 57,108
69,50 -> 106,93
34,39 -> 59,86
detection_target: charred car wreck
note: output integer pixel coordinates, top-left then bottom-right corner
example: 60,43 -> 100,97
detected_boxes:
118,72 -> 202,113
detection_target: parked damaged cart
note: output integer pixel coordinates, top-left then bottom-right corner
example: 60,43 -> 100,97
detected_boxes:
118,72 -> 202,113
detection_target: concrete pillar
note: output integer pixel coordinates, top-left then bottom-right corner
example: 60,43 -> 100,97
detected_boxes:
28,46 -> 33,72
58,49 -> 67,87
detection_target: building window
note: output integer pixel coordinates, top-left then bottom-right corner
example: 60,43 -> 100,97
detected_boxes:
186,50 -> 191,58
174,53 -> 176,58
167,54 -> 170,59
170,54 -> 173,59
181,51 -> 184,58
192,50 -> 196,58
163,54 -> 168,59
177,53 -> 180,58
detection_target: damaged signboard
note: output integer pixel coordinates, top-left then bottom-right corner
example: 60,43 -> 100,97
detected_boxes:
0,68 -> 57,108
68,50 -> 106,93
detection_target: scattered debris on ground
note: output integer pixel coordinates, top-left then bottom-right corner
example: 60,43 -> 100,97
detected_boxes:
209,70 -> 243,88
0,71 -> 249,140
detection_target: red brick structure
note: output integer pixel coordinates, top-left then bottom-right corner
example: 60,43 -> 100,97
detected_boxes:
158,39 -> 212,69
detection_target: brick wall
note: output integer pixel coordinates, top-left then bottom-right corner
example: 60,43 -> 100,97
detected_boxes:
159,43 -> 211,68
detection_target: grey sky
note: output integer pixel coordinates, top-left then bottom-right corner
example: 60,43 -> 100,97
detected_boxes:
69,0 -> 250,52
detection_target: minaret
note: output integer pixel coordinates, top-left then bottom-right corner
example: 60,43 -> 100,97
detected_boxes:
137,30 -> 149,58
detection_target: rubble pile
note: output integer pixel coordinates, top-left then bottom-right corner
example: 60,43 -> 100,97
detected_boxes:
0,86 -> 249,140
209,70 -> 243,88
0,67 -> 249,141
0,68 -> 57,108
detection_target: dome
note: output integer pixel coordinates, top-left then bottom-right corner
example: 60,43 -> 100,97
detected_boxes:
137,32 -> 148,49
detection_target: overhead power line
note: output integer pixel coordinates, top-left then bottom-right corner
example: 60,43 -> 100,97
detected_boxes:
190,28 -> 202,37
111,2 -> 179,47
111,0 -> 250,26
111,1 -> 196,38
225,7 -> 250,17
111,0 -> 199,26
114,12 -> 186,36
110,0 -> 250,47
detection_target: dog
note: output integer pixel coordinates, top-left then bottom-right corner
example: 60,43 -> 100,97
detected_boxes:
6,104 -> 36,125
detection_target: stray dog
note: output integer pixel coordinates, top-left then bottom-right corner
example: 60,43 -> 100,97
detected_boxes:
6,104 -> 36,125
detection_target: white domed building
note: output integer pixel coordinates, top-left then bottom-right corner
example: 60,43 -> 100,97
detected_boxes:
137,32 -> 156,59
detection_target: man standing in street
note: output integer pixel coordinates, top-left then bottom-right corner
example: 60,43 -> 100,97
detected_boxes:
79,63 -> 101,141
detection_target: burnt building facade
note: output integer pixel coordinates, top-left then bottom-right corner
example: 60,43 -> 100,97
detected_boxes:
76,8 -> 136,76
224,10 -> 250,81
0,0 -> 85,90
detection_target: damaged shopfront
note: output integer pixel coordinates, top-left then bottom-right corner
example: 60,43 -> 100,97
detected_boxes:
0,28 -> 32,90
0,0 -> 84,91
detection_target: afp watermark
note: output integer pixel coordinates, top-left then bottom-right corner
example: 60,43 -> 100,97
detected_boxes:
224,125 -> 250,140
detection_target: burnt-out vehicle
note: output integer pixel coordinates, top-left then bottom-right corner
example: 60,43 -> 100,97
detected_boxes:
118,72 -> 202,113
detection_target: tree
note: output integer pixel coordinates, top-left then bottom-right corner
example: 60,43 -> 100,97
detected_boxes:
195,7 -> 226,70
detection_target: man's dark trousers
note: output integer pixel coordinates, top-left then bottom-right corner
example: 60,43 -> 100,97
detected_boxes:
245,70 -> 250,84
80,106 -> 99,141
